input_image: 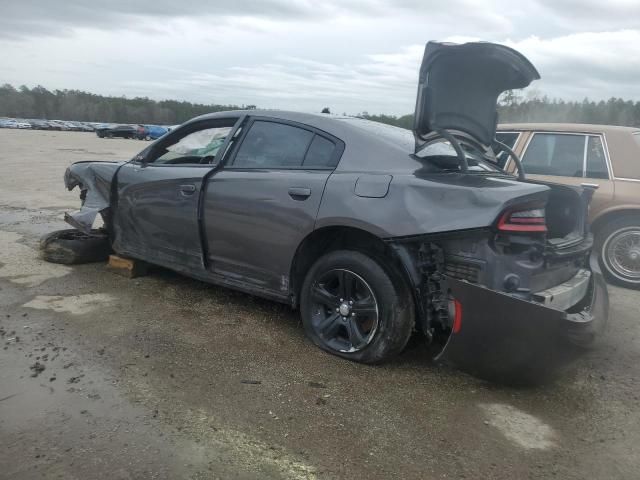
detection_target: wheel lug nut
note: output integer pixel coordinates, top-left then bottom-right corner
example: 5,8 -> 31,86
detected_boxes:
340,298 -> 344,302
336,308 -> 339,312
349,300 -> 353,305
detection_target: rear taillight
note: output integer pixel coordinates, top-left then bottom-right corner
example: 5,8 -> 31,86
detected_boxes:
497,205 -> 547,232
448,298 -> 463,334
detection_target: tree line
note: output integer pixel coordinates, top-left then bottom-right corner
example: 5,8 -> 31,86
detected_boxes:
360,95 -> 640,129
2,83 -> 640,128
0,84 -> 251,124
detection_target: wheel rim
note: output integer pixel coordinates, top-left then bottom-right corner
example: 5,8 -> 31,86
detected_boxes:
605,227 -> 640,282
309,269 -> 379,353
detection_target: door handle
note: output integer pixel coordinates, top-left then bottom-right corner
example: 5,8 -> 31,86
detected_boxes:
180,184 -> 196,195
288,187 -> 311,200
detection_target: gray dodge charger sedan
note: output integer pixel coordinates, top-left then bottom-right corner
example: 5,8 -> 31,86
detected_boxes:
62,41 -> 608,381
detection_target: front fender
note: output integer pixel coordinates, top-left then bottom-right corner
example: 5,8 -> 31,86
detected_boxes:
63,161 -> 123,234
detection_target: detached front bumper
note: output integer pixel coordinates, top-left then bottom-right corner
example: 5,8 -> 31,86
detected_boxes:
435,254 -> 609,382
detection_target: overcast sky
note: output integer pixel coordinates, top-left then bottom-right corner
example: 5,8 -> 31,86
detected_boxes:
1,0 -> 639,115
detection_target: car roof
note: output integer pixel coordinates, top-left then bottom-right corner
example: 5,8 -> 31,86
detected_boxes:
191,109 -> 414,150
498,122 -> 640,134
188,109 -> 418,172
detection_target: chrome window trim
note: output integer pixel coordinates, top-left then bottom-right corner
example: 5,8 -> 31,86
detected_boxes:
613,177 -> 640,183
582,135 -> 589,177
520,131 -> 611,180
600,133 -> 615,180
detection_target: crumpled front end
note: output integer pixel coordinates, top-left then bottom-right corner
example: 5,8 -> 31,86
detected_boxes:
63,161 -> 123,234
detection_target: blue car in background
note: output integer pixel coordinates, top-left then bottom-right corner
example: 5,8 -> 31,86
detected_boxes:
137,125 -> 168,140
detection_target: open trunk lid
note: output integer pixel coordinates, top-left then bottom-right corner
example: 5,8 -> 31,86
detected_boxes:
413,41 -> 540,153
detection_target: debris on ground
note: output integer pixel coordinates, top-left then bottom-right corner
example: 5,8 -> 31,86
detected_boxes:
29,361 -> 46,377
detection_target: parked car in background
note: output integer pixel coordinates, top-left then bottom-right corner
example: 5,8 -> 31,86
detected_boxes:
497,123 -> 640,289
60,41 -> 608,382
15,120 -> 31,129
136,125 -> 169,140
68,121 -> 94,132
95,124 -> 137,139
0,119 -> 18,128
28,119 -> 52,130
47,120 -> 70,131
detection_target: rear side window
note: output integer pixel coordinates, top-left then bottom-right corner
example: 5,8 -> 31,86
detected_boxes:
233,121 -> 313,168
303,135 -> 337,168
494,132 -> 520,167
495,132 -> 520,148
586,136 -> 608,179
522,133 -> 585,177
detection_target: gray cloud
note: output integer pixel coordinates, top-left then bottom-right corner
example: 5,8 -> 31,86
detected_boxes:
0,0 -> 514,39
1,1 -> 639,114
0,0 -> 326,39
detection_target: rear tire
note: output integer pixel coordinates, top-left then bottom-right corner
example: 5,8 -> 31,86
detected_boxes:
40,229 -> 111,265
596,216 -> 640,289
300,250 -> 414,364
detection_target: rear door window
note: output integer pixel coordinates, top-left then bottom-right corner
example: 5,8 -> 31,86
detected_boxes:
232,121 -> 313,169
522,133 -> 586,177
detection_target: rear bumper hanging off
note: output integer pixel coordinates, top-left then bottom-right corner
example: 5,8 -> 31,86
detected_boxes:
435,255 -> 609,382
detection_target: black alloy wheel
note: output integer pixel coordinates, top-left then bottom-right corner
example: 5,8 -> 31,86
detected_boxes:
309,268 -> 379,353
300,250 -> 413,364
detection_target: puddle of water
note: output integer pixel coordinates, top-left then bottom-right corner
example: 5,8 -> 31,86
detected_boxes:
480,403 -> 557,450
23,293 -> 115,315
0,231 -> 70,287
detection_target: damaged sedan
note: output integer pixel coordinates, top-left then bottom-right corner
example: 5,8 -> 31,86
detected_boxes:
59,41 -> 608,381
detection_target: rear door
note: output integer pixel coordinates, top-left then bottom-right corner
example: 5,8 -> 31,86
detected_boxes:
203,118 -> 343,296
112,117 -> 239,270
517,131 -> 615,215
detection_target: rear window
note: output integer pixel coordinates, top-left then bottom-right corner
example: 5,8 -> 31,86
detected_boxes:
495,132 -> 520,149
495,131 -> 521,167
416,140 -> 500,172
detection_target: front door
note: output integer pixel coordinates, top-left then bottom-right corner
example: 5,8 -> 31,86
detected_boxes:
202,118 -> 343,295
112,118 -> 238,270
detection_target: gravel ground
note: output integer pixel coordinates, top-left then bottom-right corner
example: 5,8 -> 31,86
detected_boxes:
1,129 -> 639,479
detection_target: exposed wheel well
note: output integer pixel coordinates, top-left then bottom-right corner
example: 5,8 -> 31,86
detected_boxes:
290,226 -> 415,309
592,209 -> 640,236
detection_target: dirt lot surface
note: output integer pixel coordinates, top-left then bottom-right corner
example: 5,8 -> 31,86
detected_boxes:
1,129 -> 639,479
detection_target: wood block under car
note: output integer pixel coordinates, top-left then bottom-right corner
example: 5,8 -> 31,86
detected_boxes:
106,254 -> 149,278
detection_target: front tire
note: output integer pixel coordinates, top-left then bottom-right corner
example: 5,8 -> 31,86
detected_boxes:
596,216 -> 640,289
300,250 -> 414,364
40,229 -> 111,265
